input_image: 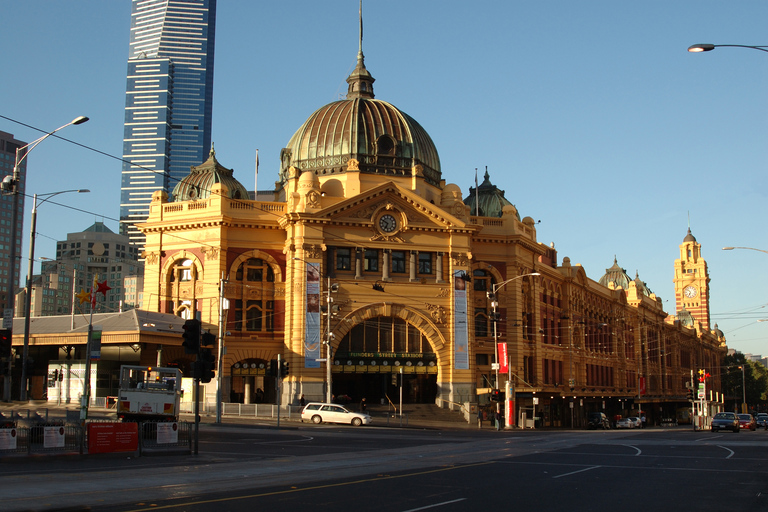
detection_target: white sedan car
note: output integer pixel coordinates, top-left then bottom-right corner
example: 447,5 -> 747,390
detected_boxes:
616,417 -> 634,429
628,416 -> 642,428
301,402 -> 372,426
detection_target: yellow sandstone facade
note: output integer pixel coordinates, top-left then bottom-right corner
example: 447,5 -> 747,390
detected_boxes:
138,40 -> 725,427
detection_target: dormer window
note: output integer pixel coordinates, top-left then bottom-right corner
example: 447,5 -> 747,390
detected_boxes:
376,135 -> 395,155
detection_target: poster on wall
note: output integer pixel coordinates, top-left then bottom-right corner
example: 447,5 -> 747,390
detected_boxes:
454,272 -> 469,370
305,262 -> 321,368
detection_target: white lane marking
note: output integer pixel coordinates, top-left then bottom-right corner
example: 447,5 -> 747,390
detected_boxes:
553,465 -> 601,479
717,445 -> 735,459
401,498 -> 467,511
622,444 -> 642,456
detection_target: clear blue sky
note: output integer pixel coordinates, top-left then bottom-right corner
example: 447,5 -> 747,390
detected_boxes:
2,1 -> 766,356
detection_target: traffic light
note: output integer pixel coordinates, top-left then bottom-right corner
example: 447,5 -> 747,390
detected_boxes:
267,359 -> 278,377
687,388 -> 694,401
199,348 -> 216,383
491,389 -> 504,402
182,319 -> 201,354
280,360 -> 289,378
0,329 -> 11,359
201,331 -> 216,348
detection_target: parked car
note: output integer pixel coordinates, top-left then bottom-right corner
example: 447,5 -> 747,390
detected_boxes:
300,402 -> 372,426
588,412 -> 610,430
616,417 -> 633,429
711,412 -> 739,433
755,413 -> 768,429
628,416 -> 642,428
737,413 -> 756,431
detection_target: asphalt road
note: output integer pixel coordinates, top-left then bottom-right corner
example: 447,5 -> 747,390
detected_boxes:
3,426 -> 768,511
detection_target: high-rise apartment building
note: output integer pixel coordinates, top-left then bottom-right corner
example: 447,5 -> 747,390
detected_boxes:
15,222 -> 143,319
119,0 -> 217,247
0,131 -> 25,311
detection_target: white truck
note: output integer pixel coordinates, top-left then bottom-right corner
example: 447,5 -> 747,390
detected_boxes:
116,365 -> 183,422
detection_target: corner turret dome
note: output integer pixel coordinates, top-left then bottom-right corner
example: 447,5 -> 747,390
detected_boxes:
172,147 -> 249,202
599,257 -> 632,289
463,170 -> 518,219
683,228 -> 696,242
278,26 -> 441,188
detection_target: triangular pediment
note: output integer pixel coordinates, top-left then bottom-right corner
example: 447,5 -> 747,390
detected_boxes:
318,182 -> 467,231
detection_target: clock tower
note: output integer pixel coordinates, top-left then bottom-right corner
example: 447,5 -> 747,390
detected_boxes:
674,228 -> 711,330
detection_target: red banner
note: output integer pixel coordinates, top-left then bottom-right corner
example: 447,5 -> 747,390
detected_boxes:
639,377 -> 646,396
498,343 -> 508,374
87,422 -> 138,454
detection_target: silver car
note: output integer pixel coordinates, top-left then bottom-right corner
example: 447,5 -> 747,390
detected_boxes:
301,402 -> 372,426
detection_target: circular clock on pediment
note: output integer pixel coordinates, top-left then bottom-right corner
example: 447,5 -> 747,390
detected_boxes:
683,285 -> 698,298
376,212 -> 399,234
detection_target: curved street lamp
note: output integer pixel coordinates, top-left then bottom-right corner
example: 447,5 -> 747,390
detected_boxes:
1,115 -> 88,402
20,189 -> 89,401
722,246 -> 768,255
688,44 -> 768,53
488,272 -> 540,428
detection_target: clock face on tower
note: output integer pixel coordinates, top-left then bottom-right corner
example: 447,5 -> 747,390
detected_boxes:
683,285 -> 698,298
378,214 -> 398,233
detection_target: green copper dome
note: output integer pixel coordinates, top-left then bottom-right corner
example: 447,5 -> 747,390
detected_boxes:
463,170 -> 518,219
279,46 -> 441,188
172,147 -> 249,202
599,257 -> 632,290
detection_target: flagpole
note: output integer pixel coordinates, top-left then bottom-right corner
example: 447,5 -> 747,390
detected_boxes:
474,168 -> 479,217
80,276 -> 97,424
254,149 -> 259,195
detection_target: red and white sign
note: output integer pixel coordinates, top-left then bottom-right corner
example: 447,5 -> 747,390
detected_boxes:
44,426 -> 65,448
497,343 -> 508,374
0,428 -> 17,450
157,422 -> 179,444
87,422 -> 138,454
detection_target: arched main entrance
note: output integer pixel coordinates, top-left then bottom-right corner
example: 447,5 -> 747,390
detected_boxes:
331,312 -> 441,405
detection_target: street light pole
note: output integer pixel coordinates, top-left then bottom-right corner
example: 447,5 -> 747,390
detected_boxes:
489,272 -> 540,428
722,246 -> 768,255
1,116 -> 88,402
738,365 -> 746,414
20,189 -> 89,401
688,44 -> 768,53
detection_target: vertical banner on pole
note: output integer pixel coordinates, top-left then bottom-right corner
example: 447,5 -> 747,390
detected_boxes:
498,343 -> 508,373
305,263 -> 321,368
90,329 -> 102,361
453,273 -> 469,370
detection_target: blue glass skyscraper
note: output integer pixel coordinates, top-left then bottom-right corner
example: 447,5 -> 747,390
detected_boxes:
119,0 -> 217,246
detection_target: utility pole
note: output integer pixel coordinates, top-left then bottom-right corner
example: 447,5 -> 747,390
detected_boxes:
216,272 -> 227,423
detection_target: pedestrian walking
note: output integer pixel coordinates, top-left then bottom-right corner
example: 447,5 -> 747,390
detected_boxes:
360,397 -> 367,413
495,410 -> 502,431
477,408 -> 483,428
299,394 -> 306,407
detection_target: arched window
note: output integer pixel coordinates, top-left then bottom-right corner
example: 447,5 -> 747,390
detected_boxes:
233,257 -> 276,333
235,258 -> 274,283
167,258 -> 199,319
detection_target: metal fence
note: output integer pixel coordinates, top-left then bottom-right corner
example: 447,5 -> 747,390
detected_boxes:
180,401 -> 302,420
138,420 -> 191,455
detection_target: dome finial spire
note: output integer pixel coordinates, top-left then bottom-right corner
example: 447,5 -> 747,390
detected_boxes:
359,0 -> 363,55
346,0 -> 375,99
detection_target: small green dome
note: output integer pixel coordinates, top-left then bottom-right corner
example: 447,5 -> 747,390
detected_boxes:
599,257 -> 632,289
463,170 -> 518,219
172,147 -> 249,202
